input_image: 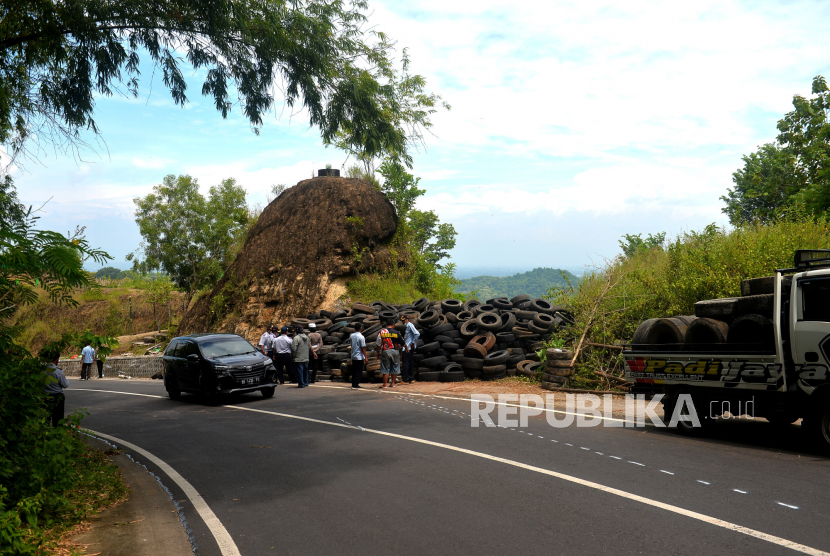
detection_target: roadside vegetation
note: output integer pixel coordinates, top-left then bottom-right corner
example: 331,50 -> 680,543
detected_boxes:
0,180 -> 128,554
344,160 -> 460,303
547,216 -> 830,391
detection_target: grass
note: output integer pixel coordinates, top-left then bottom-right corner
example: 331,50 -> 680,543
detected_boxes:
346,273 -> 426,304
546,216 -> 830,390
22,443 -> 128,554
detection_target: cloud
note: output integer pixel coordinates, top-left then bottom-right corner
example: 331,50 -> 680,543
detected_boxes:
131,157 -> 168,169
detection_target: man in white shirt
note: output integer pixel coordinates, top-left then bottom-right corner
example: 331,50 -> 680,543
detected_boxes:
273,327 -> 294,385
349,322 -> 367,389
80,342 -> 95,380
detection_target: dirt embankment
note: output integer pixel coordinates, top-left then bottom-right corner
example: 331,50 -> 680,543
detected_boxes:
10,290 -> 188,355
179,176 -> 398,342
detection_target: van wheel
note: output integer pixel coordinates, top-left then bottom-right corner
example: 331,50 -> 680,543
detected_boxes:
164,375 -> 181,400
261,386 -> 276,398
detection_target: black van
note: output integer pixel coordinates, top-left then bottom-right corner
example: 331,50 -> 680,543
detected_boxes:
163,333 -> 278,400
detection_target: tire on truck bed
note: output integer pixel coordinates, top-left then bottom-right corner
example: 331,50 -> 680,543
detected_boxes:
684,318 -> 729,344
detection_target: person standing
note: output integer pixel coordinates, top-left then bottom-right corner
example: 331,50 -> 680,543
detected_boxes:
80,341 -> 95,380
41,348 -> 69,426
349,322 -> 367,389
258,325 -> 272,356
291,324 -> 310,388
307,323 -> 322,384
272,327 -> 293,384
94,346 -> 105,379
400,314 -> 420,384
376,318 -> 403,388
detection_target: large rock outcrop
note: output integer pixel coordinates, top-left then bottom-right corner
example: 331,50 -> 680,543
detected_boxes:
178,176 -> 398,340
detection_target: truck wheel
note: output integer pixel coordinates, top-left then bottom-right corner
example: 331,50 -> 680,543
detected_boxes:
805,400 -> 830,454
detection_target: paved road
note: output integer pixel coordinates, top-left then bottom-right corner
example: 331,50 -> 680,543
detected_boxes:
68,379 -> 830,556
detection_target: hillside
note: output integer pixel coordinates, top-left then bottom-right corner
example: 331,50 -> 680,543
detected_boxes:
454,267 -> 578,299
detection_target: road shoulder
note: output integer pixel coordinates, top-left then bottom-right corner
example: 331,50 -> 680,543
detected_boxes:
71,436 -> 193,556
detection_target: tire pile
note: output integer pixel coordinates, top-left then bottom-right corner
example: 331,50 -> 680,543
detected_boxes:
287,295 -> 575,384
631,276 -> 779,350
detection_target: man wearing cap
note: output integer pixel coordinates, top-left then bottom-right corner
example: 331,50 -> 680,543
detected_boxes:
375,317 -> 404,388
307,323 -> 322,384
273,327 -> 293,384
400,314 -> 419,384
291,324 -> 310,388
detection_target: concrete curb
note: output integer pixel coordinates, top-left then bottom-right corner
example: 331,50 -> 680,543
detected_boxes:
72,436 -> 193,556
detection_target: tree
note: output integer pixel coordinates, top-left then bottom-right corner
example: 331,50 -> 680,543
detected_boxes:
145,276 -> 175,331
0,0 -> 444,165
128,174 -> 248,298
1,177 -> 110,318
377,161 -> 457,269
94,266 -> 126,280
330,52 -> 450,173
722,75 -> 830,224
619,232 -> 666,258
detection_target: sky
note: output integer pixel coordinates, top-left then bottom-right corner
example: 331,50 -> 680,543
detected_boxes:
7,0 -> 830,276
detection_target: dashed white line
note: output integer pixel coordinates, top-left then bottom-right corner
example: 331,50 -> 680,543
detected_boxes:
734,489 -> 748,494
609,456 -> 622,460
580,447 -> 590,451
697,480 -> 710,485
595,452 -> 604,455
629,461 -> 645,467
660,470 -> 674,475
565,443 -> 573,446
777,502 -> 799,510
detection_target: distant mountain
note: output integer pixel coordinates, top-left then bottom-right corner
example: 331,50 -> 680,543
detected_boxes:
455,268 -> 579,300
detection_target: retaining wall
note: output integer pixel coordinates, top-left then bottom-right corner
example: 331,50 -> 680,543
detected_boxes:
59,356 -> 163,379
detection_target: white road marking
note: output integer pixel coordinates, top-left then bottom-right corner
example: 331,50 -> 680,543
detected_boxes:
565,443 -> 573,446
313,384 -> 633,424
629,461 -> 645,467
734,489 -> 748,494
777,502 -> 799,510
610,456 -> 622,460
580,447 -> 590,450
86,429 -> 240,556
76,388 -> 829,556
697,480 -> 711,485
595,452 -> 604,455
660,470 -> 674,475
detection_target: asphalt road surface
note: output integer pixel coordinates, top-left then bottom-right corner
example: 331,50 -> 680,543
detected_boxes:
69,379 -> 830,556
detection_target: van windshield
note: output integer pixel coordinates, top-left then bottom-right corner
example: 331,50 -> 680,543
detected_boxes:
199,337 -> 258,358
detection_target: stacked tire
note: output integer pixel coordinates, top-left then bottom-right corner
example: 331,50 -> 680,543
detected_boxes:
282,295 -> 574,382
541,349 -> 574,390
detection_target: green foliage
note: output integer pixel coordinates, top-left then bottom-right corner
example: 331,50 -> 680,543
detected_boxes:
1,0 -> 443,166
71,330 -> 119,360
377,160 -> 457,270
618,232 -> 666,258
1,178 -> 110,318
722,75 -> 830,224
330,51 -> 450,172
456,268 -> 579,299
345,165 -> 380,188
551,217 -> 830,389
0,183 -> 124,552
129,174 -> 248,297
94,266 -> 128,280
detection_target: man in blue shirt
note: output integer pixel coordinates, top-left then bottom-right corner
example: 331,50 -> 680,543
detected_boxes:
80,342 -> 95,380
349,322 -> 367,389
400,314 -> 420,384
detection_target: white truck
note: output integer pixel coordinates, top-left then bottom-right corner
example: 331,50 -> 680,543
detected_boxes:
623,249 -> 830,452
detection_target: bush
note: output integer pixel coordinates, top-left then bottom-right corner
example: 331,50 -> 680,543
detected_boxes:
549,217 -> 830,389
0,334 -> 127,553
